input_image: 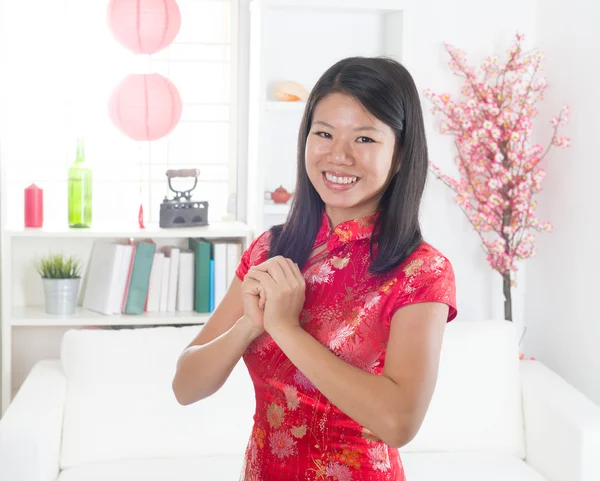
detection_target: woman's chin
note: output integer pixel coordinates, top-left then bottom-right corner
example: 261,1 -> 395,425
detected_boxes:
318,191 -> 360,210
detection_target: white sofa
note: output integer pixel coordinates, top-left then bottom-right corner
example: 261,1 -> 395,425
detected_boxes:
0,320 -> 599,481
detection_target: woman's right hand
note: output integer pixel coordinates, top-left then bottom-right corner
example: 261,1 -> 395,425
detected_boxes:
240,275 -> 266,336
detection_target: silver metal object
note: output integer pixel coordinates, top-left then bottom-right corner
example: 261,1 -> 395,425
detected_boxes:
43,278 -> 81,315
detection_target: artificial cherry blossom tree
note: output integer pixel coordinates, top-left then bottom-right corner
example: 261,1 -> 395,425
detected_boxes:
424,33 -> 570,322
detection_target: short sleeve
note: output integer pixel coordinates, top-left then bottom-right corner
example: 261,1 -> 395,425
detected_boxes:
391,252 -> 458,323
235,231 -> 272,281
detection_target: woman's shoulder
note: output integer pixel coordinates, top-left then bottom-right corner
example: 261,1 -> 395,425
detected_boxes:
235,229 -> 273,281
247,229 -> 273,260
396,241 -> 454,276
387,241 -> 458,322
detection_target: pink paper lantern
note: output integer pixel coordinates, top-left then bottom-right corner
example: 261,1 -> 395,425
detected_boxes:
108,73 -> 182,141
107,0 -> 181,55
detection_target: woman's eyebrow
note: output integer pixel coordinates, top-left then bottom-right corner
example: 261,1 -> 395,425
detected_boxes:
313,120 -> 335,129
313,120 -> 382,133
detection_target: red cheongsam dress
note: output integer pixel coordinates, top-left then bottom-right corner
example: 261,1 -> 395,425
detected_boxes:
235,210 -> 457,481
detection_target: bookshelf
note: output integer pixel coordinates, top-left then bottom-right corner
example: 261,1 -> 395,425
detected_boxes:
5,222 -> 252,239
10,307 -> 210,327
0,221 -> 254,414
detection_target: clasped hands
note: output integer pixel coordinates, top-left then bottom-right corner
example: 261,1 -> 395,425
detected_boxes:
241,256 -> 306,337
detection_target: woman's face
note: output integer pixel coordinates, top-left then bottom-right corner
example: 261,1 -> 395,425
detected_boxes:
305,93 -> 396,224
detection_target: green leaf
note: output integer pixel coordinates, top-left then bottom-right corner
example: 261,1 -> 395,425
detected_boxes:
34,253 -> 82,279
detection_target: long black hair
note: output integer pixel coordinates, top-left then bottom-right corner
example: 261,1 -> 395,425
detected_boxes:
268,56 -> 429,275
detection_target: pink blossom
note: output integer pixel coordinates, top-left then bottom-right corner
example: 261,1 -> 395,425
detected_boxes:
425,32 -> 569,291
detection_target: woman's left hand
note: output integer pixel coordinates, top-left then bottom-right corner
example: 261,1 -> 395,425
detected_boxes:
244,256 -> 306,336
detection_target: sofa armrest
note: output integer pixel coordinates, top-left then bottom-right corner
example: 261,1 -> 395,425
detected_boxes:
520,360 -> 600,481
0,360 -> 66,481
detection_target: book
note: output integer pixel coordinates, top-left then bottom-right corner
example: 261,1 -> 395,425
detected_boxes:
209,257 -> 215,312
226,242 -> 242,287
159,256 -> 171,313
212,241 -> 228,309
82,241 -> 123,315
188,238 -> 211,313
176,248 -> 195,312
145,251 -> 165,312
162,246 -> 180,312
112,243 -> 134,314
122,239 -> 156,315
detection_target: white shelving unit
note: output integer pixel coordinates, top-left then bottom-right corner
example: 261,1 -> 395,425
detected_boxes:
10,306 -> 210,327
263,203 -> 291,215
0,222 -> 253,413
265,100 -> 305,112
246,0 -> 408,233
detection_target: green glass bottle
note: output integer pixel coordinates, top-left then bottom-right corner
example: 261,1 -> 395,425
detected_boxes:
68,137 -> 92,228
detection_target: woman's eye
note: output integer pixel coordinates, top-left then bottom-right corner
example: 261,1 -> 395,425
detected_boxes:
315,131 -> 332,139
357,136 -> 374,143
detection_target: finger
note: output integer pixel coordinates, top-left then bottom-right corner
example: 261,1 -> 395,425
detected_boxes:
252,258 -> 289,285
279,258 -> 299,286
245,269 -> 277,293
242,277 -> 263,296
243,277 -> 267,309
254,283 -> 266,308
286,258 -> 305,286
243,276 -> 267,305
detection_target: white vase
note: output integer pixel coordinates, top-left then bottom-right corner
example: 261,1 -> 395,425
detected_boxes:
42,278 -> 81,315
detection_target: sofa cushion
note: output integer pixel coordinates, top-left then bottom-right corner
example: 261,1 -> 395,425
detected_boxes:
57,455 -> 245,481
401,320 -> 525,458
401,453 -> 547,481
59,325 -> 254,469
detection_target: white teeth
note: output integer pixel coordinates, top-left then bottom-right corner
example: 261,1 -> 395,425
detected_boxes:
325,173 -> 358,185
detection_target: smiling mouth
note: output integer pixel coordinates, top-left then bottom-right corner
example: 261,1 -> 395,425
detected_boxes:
323,172 -> 359,185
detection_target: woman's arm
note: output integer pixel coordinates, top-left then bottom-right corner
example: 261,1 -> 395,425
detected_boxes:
270,302 -> 448,448
171,276 -> 263,406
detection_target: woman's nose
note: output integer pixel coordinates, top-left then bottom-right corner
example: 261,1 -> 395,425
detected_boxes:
329,141 -> 353,165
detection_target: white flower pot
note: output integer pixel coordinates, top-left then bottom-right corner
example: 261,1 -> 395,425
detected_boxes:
42,278 -> 81,315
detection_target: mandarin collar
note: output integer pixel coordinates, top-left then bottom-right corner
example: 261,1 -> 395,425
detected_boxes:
313,209 -> 379,251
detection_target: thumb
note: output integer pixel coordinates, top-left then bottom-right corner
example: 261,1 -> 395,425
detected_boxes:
258,287 -> 266,310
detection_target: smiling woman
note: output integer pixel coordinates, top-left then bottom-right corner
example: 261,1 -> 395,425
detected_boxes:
173,56 -> 458,481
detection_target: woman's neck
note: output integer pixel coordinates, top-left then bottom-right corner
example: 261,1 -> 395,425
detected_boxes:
324,205 -> 378,228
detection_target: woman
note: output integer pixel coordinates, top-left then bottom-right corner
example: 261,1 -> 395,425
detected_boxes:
172,56 -> 457,481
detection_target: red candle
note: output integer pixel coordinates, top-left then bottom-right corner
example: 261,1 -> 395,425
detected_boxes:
24,184 -> 43,228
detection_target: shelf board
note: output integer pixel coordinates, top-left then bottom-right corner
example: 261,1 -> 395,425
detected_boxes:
264,203 -> 291,215
5,221 -> 252,239
265,101 -> 306,112
10,306 -> 209,327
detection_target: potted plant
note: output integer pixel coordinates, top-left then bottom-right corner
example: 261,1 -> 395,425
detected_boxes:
35,253 -> 83,315
424,33 -> 571,323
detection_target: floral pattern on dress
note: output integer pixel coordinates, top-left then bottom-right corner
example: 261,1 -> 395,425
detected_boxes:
306,260 -> 334,285
236,209 -> 457,481
269,429 -> 297,459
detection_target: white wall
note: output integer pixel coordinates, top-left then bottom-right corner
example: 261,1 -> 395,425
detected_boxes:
11,0 -> 596,403
0,0 -> 238,228
523,0 -> 600,404
402,0 -> 537,329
